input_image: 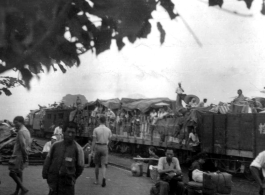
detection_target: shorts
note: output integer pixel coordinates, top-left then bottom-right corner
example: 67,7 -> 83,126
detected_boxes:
94,144 -> 108,165
8,155 -> 27,173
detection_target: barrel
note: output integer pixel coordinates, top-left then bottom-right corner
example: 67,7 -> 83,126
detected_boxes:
187,181 -> 203,195
131,162 -> 143,177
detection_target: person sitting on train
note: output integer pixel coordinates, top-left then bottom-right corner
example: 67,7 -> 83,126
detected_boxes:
146,146 -> 159,178
250,151 -> 265,195
189,98 -> 198,107
106,108 -> 116,120
157,148 -> 185,195
150,109 -> 158,124
42,136 -> 57,159
252,99 -> 264,112
158,108 -> 168,119
91,106 -> 98,117
233,89 -> 245,104
197,99 -> 207,108
188,127 -> 200,148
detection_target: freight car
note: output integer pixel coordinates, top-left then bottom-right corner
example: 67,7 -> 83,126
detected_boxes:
27,96 -> 265,179
109,110 -> 265,179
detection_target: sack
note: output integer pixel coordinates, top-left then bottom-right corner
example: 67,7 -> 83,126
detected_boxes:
209,106 -> 219,113
203,172 -> 232,195
192,169 -> 203,183
219,104 -> 230,114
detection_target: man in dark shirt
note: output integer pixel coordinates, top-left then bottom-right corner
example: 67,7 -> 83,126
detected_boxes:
42,122 -> 84,195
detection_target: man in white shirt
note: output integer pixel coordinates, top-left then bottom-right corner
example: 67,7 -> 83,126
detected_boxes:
42,136 -> 57,158
157,148 -> 185,195
92,115 -> 112,187
158,108 -> 168,119
250,151 -> 265,195
54,123 -> 63,141
175,83 -> 184,94
188,128 -> 200,147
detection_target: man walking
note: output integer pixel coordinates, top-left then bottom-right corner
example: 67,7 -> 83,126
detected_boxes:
42,122 -> 84,195
9,116 -> 31,195
92,115 -> 112,187
250,151 -> 265,195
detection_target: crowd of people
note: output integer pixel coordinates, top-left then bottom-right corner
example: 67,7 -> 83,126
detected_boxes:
4,114 -> 265,195
4,115 -> 112,195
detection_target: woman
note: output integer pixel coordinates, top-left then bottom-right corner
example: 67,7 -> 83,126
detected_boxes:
146,146 -> 159,177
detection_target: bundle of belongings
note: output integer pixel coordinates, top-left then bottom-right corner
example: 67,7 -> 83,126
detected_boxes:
191,169 -> 232,195
209,98 -> 265,114
0,122 -> 43,164
209,102 -> 231,114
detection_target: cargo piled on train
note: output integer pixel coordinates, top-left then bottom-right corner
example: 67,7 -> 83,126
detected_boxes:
26,90 -> 265,178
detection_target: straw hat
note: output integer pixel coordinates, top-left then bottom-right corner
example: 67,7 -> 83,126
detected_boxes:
184,95 -> 200,104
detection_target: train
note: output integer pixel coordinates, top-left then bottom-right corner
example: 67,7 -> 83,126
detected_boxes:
26,96 -> 265,179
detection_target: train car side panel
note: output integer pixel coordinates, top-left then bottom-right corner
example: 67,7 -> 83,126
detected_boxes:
240,114 -> 254,151
226,114 -> 240,150
201,114 -> 214,153
214,114 -> 226,154
255,113 -> 265,155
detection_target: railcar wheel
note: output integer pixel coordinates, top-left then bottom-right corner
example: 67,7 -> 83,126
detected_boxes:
120,144 -> 130,154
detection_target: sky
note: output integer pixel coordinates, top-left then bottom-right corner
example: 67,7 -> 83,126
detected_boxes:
1,0 -> 265,120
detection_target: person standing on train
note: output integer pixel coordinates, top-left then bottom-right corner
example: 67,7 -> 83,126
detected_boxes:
250,151 -> 265,195
176,83 -> 185,108
150,109 -> 157,124
54,123 -> 63,141
233,89 -> 245,104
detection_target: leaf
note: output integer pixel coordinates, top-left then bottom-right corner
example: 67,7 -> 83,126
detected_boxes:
2,88 -> 12,96
28,60 -> 44,74
116,38 -> 125,51
58,63 -> 66,73
137,20 -> 151,39
19,68 -> 33,89
209,0 -> 223,7
91,0 -> 157,43
94,29 -> 112,55
160,0 -> 178,19
242,0 -> 253,9
157,22 -> 165,44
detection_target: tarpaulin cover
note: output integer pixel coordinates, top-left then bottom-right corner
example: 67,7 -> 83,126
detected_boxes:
122,98 -> 172,113
99,98 -> 121,110
183,106 -> 214,127
120,98 -> 144,104
83,99 -> 121,110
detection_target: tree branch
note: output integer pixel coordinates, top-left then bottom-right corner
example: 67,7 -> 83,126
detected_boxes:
0,0 -> 73,74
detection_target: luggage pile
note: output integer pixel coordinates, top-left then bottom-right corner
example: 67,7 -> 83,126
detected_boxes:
190,170 -> 232,195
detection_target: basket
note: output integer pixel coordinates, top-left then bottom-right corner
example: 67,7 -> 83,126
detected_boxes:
150,166 -> 159,183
